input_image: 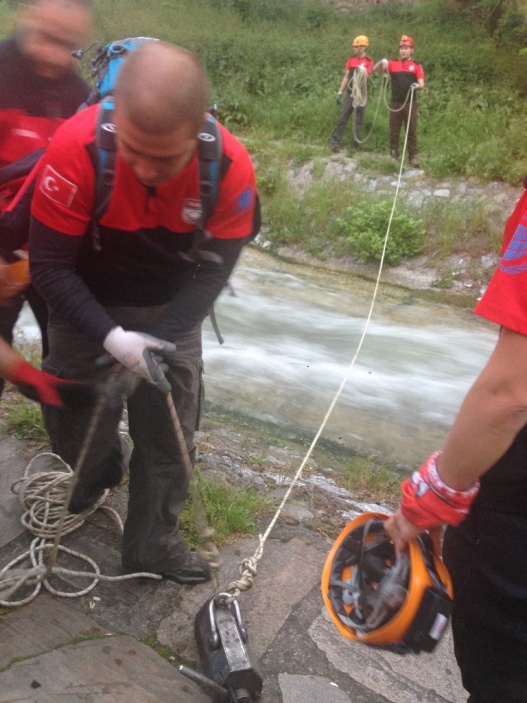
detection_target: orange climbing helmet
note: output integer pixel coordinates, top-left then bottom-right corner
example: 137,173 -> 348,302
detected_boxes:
399,35 -> 414,48
353,35 -> 369,47
321,512 -> 454,653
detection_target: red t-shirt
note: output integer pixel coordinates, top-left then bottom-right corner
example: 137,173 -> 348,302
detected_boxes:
32,105 -> 256,241
29,105 -> 257,342
344,55 -> 374,74
475,190 -> 527,333
387,58 -> 425,104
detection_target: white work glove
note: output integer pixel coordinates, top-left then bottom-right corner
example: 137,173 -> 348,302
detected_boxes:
381,58 -> 388,70
103,326 -> 176,393
411,82 -> 420,90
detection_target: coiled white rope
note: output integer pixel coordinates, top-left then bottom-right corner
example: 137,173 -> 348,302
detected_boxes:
0,451 -> 161,607
349,69 -> 387,147
350,64 -> 368,108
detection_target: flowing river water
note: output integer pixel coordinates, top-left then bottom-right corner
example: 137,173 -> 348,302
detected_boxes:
17,246 -> 498,469
201,248 -> 497,468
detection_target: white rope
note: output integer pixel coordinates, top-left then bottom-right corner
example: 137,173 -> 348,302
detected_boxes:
383,77 -> 416,113
0,452 -> 161,606
351,72 -> 388,147
350,64 -> 368,108
222,105 -> 415,604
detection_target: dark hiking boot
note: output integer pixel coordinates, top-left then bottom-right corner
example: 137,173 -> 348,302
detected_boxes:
123,551 -> 211,586
330,144 -> 340,153
68,461 -> 125,514
161,552 -> 211,585
409,157 -> 421,168
68,479 -> 106,513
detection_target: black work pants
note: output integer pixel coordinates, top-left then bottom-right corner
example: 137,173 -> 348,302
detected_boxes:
449,607 -> 527,703
42,306 -> 204,572
389,101 -> 418,161
330,93 -> 365,149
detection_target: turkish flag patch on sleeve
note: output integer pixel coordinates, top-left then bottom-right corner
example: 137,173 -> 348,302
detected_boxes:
39,165 -> 78,208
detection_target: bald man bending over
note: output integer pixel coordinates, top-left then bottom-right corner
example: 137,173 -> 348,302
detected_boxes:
28,42 -> 259,584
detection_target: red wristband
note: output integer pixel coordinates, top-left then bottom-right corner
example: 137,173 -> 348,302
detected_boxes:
400,451 -> 480,528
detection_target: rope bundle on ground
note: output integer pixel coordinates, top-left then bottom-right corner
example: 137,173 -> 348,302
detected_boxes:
0,452 -> 161,607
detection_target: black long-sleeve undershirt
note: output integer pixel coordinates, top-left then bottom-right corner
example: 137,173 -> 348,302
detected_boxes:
29,215 -> 250,344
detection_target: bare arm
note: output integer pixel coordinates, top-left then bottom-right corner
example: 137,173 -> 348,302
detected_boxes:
372,59 -> 388,73
0,337 -> 23,380
338,70 -> 350,95
387,326 -> 527,550
438,326 -> 527,488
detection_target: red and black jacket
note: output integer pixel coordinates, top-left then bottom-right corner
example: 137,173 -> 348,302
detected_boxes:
0,37 -> 89,255
387,58 -> 425,104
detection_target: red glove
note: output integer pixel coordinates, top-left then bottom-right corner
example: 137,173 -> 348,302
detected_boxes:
400,451 -> 480,528
9,359 -> 96,408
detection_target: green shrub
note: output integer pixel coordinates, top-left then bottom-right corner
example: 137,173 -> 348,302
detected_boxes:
336,200 -> 426,266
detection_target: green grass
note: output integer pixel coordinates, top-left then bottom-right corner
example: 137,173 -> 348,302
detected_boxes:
0,0 -> 522,271
342,455 -> 402,503
3,0 -> 526,182
180,469 -> 268,549
0,393 -> 49,445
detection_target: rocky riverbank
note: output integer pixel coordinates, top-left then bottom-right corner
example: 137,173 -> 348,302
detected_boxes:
260,153 -> 523,302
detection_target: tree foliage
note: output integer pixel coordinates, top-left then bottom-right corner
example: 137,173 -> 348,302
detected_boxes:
448,0 -> 527,42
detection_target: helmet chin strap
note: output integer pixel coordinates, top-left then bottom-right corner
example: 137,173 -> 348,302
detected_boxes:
359,554 -> 409,632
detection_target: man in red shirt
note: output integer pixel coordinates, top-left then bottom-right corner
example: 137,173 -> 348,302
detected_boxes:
385,190 -> 527,701
29,41 -> 259,585
330,35 -> 374,153
0,0 -> 91,396
373,35 -> 424,168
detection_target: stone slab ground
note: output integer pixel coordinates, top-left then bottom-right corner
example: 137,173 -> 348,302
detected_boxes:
0,436 -> 468,703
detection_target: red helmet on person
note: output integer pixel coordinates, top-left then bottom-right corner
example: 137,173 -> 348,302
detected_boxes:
399,35 -> 414,48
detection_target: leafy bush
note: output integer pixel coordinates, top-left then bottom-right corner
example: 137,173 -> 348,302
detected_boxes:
335,200 -> 426,266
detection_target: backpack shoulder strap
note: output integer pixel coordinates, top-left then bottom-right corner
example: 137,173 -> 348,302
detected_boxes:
91,98 -> 117,250
90,105 -> 225,252
197,115 -> 223,228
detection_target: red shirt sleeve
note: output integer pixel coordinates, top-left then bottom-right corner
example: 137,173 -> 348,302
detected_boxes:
30,107 -> 96,236
205,126 -> 257,240
364,57 -> 374,74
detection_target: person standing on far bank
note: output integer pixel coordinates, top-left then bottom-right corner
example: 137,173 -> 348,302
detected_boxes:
373,35 -> 424,168
330,35 -> 374,154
